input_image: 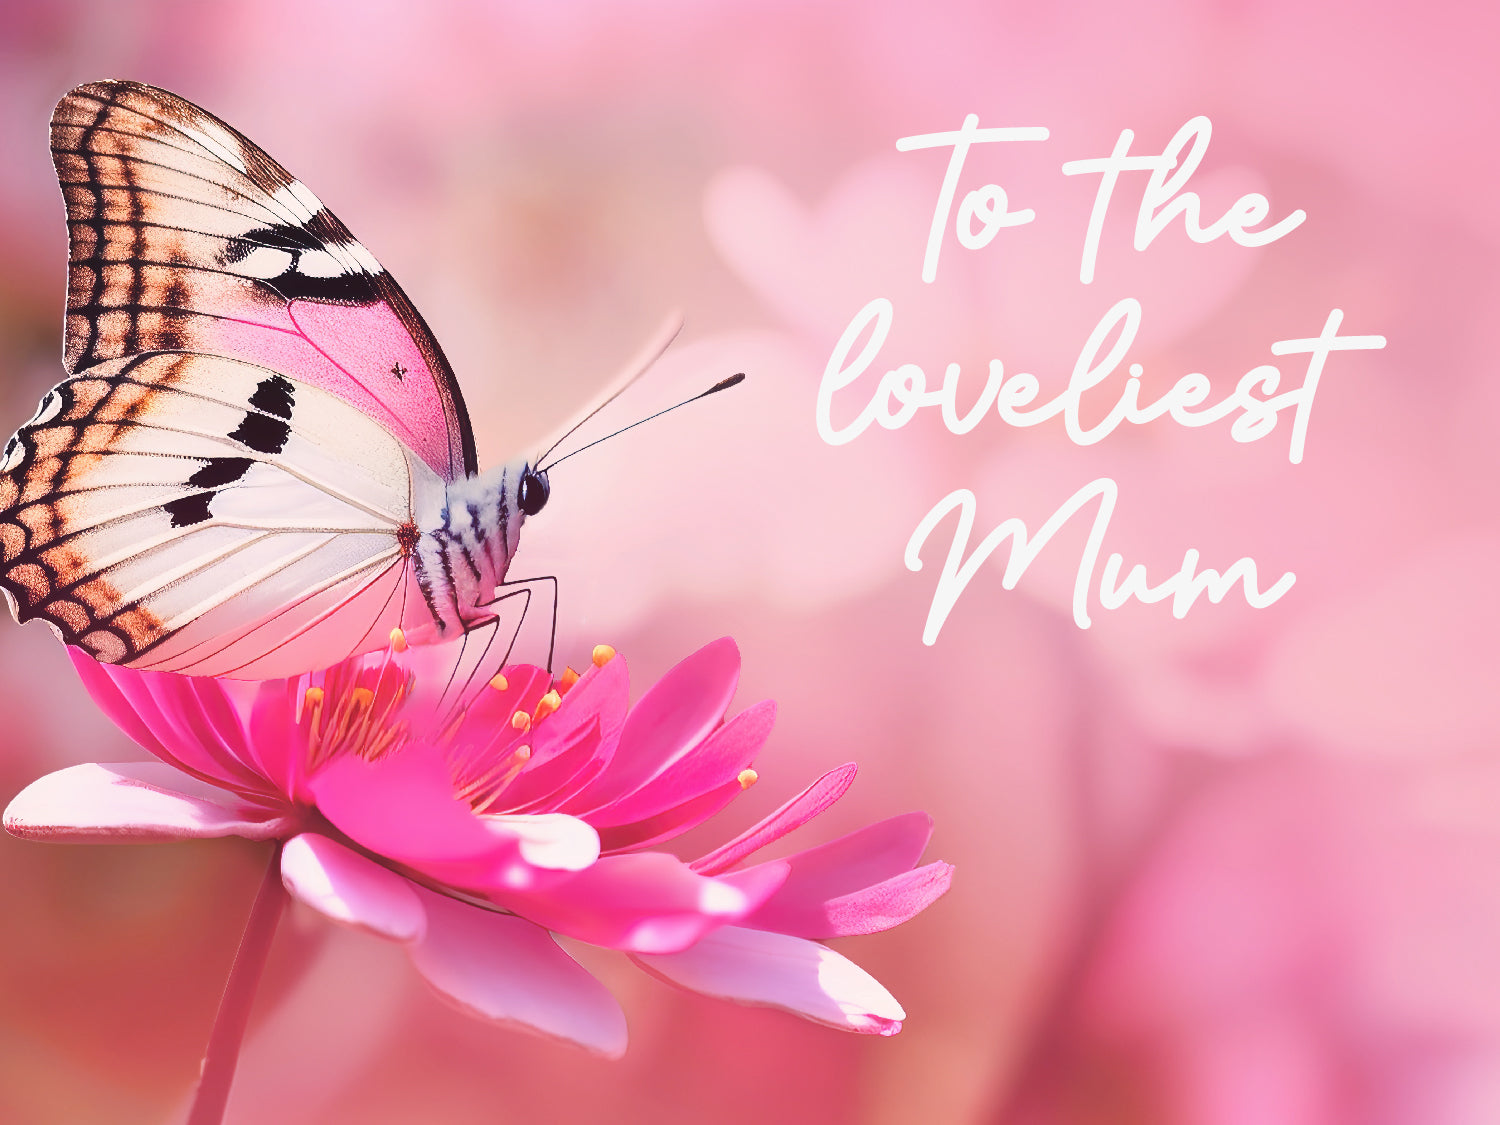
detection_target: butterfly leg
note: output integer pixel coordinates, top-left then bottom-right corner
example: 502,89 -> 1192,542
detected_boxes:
433,577 -> 557,715
486,574 -> 558,674
437,580 -> 540,714
437,613 -> 507,715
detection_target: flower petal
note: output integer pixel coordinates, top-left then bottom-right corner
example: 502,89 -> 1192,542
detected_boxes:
309,744 -> 599,890
490,852 -> 785,953
543,653 -> 630,747
149,672 -> 255,781
3,761 -> 293,842
598,779 -> 744,854
68,649 -> 168,757
737,812 -> 941,938
633,926 -> 904,1035
487,717 -> 605,813
71,653 -> 272,798
281,832 -> 426,942
447,665 -> 551,749
747,860 -> 955,938
567,638 -> 742,814
784,811 -> 937,887
490,813 -> 602,872
591,700 -> 775,826
509,757 -> 607,817
445,654 -> 625,766
409,889 -> 627,1057
247,678 -> 306,799
123,667 -> 268,793
691,763 -> 857,874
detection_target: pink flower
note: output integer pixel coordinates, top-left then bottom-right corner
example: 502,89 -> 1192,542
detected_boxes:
4,635 -> 951,1057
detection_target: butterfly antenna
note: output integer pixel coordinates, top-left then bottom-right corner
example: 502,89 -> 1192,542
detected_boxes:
535,311 -> 686,466
539,372 -> 745,472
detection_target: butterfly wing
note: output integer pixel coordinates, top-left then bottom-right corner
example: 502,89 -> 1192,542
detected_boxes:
51,79 -> 477,482
0,351 -> 442,679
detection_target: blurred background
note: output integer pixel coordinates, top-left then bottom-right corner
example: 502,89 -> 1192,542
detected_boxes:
2,1 -> 1498,1122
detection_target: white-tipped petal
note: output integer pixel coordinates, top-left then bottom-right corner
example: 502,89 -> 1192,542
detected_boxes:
699,878 -> 749,916
486,813 -> 600,871
281,833 -> 426,942
3,762 -> 292,842
634,926 -> 905,1035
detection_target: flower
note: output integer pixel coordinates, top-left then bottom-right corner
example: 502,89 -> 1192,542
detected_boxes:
4,634 -> 952,1056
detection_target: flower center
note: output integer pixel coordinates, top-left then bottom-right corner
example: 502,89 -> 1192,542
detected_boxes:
296,634 -> 618,814
300,633 -> 413,770
448,643 -> 617,815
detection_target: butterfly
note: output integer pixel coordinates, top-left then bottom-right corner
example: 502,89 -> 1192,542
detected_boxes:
0,80 -> 555,679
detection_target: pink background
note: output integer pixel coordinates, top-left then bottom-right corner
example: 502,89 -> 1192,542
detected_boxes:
2,2 -> 1498,1122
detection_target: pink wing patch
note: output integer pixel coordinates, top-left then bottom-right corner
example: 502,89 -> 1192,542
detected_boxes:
51,80 -> 477,481
289,299 -> 465,479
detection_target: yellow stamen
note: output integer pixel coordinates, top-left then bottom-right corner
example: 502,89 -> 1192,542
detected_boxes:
388,627 -> 407,653
301,673 -> 410,772
533,689 -> 562,723
303,687 -> 327,762
489,673 -> 509,692
366,680 -> 409,758
737,768 -> 758,790
437,711 -> 466,745
511,710 -> 531,731
558,667 -> 580,693
361,723 -> 407,763
464,744 -> 534,815
592,644 -> 616,667
329,690 -> 370,749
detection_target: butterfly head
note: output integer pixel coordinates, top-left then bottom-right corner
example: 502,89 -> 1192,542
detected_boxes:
517,465 -> 550,516
430,460 -> 548,604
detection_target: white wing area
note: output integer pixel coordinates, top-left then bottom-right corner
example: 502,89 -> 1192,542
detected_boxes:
0,351 -> 441,678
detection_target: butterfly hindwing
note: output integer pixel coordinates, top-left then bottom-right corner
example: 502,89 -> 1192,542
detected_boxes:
51,80 -> 477,482
0,352 -> 435,679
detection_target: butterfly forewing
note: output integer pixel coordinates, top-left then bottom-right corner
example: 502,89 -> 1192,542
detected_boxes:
0,352 -> 437,678
52,80 -> 476,481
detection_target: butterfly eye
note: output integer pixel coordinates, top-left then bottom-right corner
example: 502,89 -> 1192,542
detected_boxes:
518,468 -> 550,516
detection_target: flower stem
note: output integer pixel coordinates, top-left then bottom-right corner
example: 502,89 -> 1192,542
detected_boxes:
187,842 -> 287,1125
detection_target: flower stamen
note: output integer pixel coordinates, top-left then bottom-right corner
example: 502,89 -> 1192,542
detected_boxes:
533,690 -> 562,725
302,687 -> 328,763
457,744 -> 533,814
304,676 -> 408,770
436,711 -> 467,746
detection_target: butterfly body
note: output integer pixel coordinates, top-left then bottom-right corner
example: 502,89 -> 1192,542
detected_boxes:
409,461 -> 532,645
0,80 -> 549,677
